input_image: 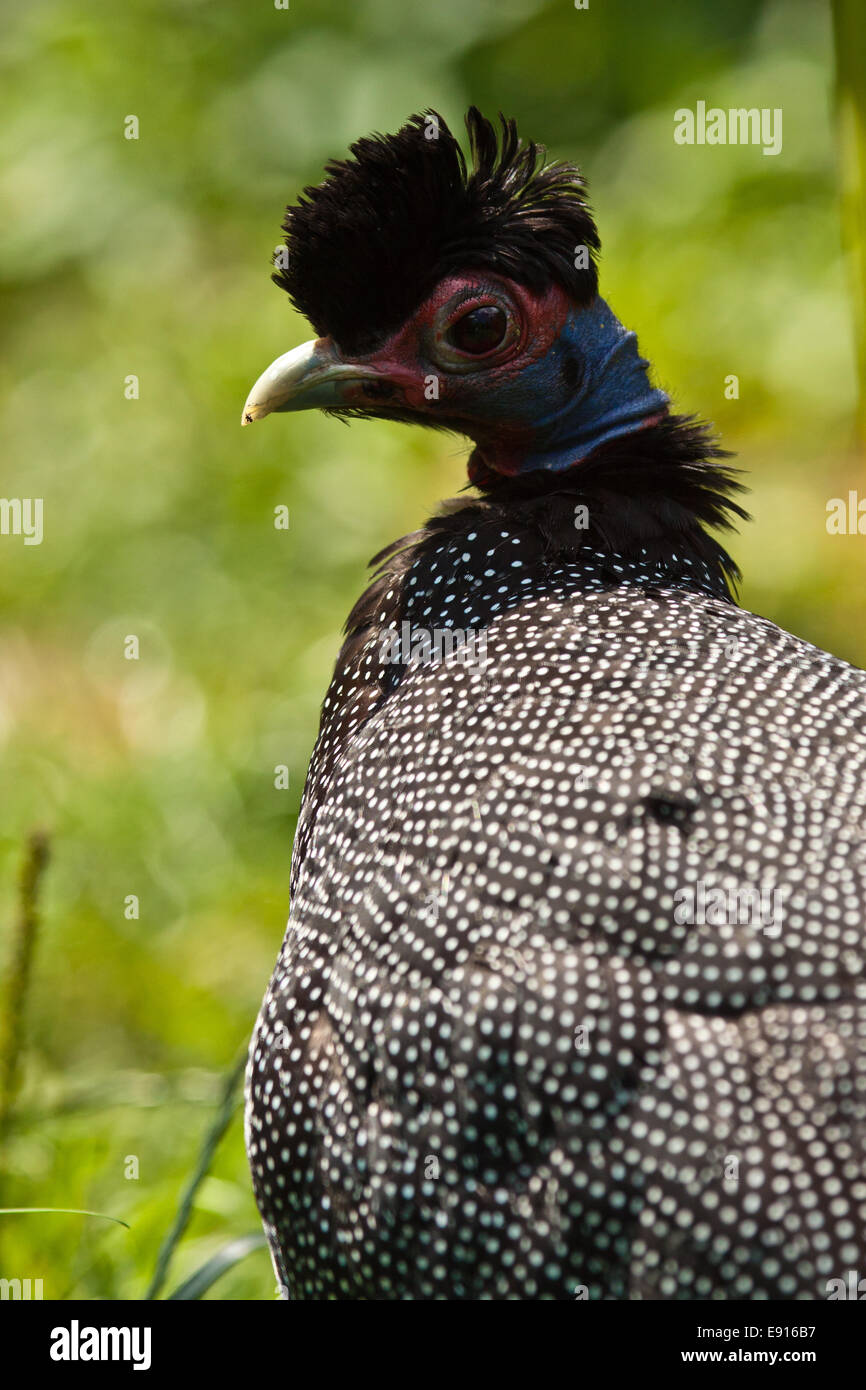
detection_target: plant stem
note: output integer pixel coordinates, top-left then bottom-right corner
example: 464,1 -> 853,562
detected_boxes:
145,1047 -> 248,1300
0,831 -> 51,1149
832,0 -> 866,452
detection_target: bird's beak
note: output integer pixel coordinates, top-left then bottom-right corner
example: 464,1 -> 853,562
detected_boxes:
241,336 -> 388,424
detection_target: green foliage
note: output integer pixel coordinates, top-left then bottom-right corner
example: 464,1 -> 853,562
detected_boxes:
0,0 -> 862,1299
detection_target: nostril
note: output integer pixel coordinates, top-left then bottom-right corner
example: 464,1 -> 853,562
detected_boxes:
361,379 -> 396,401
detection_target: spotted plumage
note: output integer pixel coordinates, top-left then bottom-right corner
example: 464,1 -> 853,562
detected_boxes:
243,110 -> 866,1300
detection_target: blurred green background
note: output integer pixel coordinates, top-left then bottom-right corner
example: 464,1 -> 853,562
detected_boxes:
0,0 -> 863,1299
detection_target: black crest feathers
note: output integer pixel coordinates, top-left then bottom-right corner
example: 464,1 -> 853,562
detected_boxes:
272,108 -> 600,355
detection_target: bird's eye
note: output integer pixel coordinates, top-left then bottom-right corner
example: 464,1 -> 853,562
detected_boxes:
446,305 -> 508,356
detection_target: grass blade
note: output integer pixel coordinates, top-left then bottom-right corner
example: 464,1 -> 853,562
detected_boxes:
167,1231 -> 267,1300
145,1047 -> 248,1299
0,1206 -> 129,1228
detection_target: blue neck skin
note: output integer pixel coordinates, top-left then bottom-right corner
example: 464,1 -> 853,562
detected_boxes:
473,297 -> 669,477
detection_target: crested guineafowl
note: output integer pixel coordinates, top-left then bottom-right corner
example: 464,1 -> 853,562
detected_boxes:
242,109 -> 866,1301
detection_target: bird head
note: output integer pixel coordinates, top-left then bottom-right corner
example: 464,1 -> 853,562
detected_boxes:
242,109 -> 668,481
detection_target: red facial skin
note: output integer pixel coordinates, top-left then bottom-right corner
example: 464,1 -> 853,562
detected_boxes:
330,274 -> 574,468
